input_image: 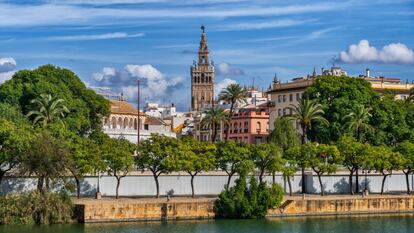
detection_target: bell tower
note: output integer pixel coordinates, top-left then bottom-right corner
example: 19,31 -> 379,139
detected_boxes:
191,25 -> 214,112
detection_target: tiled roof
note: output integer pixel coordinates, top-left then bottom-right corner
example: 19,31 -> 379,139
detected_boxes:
110,100 -> 144,115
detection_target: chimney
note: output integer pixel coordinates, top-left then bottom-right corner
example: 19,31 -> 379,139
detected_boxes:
365,68 -> 370,78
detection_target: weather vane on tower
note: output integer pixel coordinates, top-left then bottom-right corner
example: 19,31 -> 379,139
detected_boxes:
201,25 -> 205,33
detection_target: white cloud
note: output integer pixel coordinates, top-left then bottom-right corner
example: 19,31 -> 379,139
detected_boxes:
339,40 -> 414,64
0,57 -> 17,84
215,62 -> 244,77
0,2 -> 343,27
93,64 -> 185,106
215,78 -> 237,96
45,32 -> 144,41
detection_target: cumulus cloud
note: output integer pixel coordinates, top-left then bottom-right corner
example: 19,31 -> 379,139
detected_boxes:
93,64 -> 185,107
215,62 -> 244,77
0,57 -> 17,83
215,78 -> 237,96
339,40 -> 414,64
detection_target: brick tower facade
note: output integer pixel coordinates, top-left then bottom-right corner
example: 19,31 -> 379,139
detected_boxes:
191,25 -> 214,112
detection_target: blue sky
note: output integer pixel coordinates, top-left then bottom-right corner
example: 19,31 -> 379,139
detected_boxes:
0,0 -> 413,110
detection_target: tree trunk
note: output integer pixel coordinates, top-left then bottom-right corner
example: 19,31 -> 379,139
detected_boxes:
287,176 -> 293,196
115,176 -> 121,199
404,170 -> 411,195
45,178 -> 50,191
317,173 -> 324,196
301,166 -> 306,194
349,169 -> 354,195
301,126 -> 307,145
212,123 -> 218,143
0,170 -> 5,188
225,103 -> 234,140
75,176 -> 81,199
272,172 -> 276,184
154,174 -> 160,198
37,177 -> 44,193
259,169 -> 264,183
226,173 -> 234,190
381,173 -> 388,195
355,168 -> 359,193
190,174 -> 195,198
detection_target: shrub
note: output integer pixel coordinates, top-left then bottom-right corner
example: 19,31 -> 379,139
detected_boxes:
0,191 -> 75,225
214,176 -> 284,219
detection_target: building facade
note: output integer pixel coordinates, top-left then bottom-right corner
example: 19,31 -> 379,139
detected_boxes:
223,105 -> 270,144
191,26 -> 215,112
267,67 -> 414,132
102,100 -> 176,143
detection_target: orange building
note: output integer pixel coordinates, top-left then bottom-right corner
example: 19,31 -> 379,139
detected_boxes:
223,104 -> 269,144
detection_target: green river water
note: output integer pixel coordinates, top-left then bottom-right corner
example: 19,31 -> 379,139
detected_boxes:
1,214 -> 413,233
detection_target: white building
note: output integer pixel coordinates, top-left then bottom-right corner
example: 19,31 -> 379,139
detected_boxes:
102,100 -> 176,143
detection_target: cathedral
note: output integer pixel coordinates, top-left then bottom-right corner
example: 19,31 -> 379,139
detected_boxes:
191,25 -> 215,112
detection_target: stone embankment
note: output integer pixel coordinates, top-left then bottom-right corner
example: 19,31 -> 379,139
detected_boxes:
75,195 -> 414,222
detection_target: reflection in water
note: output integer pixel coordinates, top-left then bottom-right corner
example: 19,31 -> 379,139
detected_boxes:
2,214 -> 414,233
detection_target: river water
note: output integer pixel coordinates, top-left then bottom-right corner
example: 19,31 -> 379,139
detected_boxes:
1,214 -> 413,233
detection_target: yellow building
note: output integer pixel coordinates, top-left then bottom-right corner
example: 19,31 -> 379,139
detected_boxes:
267,68 -> 414,131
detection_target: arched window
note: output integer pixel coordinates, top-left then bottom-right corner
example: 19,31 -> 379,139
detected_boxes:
134,118 -> 138,130
117,117 -> 123,129
201,73 -> 205,83
123,118 -> 128,129
111,117 -> 117,129
244,121 -> 248,133
129,118 -> 134,128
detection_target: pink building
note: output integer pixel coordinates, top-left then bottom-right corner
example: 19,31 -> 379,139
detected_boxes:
223,105 -> 269,144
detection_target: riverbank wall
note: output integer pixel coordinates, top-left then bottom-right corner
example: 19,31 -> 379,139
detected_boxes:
75,195 -> 414,222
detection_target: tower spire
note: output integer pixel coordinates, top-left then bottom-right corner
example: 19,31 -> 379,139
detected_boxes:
198,25 -> 209,65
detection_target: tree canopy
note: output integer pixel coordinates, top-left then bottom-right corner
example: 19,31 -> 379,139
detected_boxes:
0,65 -> 110,135
304,75 -> 378,143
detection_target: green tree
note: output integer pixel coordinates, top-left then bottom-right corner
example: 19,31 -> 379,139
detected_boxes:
214,175 -> 283,219
370,145 -> 404,195
395,141 -> 414,194
269,117 -> 300,150
136,134 -> 178,198
0,104 -> 33,185
336,136 -> 366,194
281,160 -> 297,196
342,105 -> 374,142
175,138 -> 216,198
287,98 -> 329,145
22,131 -> 70,193
216,140 -> 253,189
0,65 -> 110,135
26,94 -> 69,127
307,143 -> 342,196
218,83 -> 248,140
201,107 -> 228,142
286,144 -> 312,194
304,75 -> 378,143
250,143 -> 283,183
369,94 -> 411,145
102,138 -> 135,199
67,135 -> 103,199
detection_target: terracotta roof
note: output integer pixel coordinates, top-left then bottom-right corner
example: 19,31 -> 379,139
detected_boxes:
110,100 -> 144,115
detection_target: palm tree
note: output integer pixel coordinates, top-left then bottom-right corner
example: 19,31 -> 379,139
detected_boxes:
287,98 -> 329,144
342,105 -> 373,142
218,84 -> 248,140
342,105 -> 373,194
286,98 -> 328,194
27,94 -> 70,127
201,107 -> 228,142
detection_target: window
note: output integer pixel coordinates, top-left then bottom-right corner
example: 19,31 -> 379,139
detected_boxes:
144,124 -> 149,130
256,122 -> 261,133
244,122 -> 249,133
278,95 -> 281,103
278,109 -> 282,116
283,108 -> 286,116
283,95 -> 286,102
296,93 -> 300,101
289,94 -> 293,102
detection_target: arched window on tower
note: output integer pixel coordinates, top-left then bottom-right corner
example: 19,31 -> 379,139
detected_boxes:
201,73 -> 205,83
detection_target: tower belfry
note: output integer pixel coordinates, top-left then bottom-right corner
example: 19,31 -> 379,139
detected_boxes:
191,25 -> 215,112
